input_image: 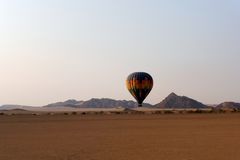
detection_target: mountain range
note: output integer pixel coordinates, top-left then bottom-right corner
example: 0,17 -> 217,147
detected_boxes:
44,93 -> 209,108
44,98 -> 152,108
1,92 -> 240,110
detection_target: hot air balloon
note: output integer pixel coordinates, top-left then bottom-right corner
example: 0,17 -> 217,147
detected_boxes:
126,72 -> 153,107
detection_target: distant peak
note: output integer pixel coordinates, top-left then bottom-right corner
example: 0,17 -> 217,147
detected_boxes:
155,92 -> 207,108
64,99 -> 78,103
168,92 -> 178,97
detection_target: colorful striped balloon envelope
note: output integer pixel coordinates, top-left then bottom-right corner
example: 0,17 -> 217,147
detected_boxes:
126,72 -> 153,107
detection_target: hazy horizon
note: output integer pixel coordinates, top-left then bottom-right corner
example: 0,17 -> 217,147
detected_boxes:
1,0 -> 240,106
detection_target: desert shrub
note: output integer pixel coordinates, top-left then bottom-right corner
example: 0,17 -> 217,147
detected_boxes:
99,111 -> 104,115
153,111 -> 163,114
0,112 -> 4,115
231,108 -> 238,113
210,108 -> 222,114
163,110 -> 174,114
137,111 -> 145,114
208,109 -> 226,114
177,110 -> 183,114
195,109 -> 204,114
63,112 -> 69,115
72,112 -> 77,115
218,109 -> 226,113
109,111 -> 122,115
186,110 -> 197,114
81,112 -> 86,115
208,109 -> 214,113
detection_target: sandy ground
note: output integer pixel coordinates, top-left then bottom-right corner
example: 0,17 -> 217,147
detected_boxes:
0,114 -> 240,160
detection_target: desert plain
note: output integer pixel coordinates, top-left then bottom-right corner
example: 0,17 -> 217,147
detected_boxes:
1,113 -> 240,160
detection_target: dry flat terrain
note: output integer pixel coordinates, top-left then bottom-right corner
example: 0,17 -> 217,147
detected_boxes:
1,114 -> 240,160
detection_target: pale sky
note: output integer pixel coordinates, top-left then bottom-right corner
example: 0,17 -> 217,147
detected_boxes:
0,0 -> 240,106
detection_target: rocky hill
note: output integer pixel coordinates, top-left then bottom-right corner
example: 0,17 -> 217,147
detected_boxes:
44,98 -> 152,108
155,92 -> 208,108
0,105 -> 34,110
44,99 -> 84,108
216,102 -> 240,110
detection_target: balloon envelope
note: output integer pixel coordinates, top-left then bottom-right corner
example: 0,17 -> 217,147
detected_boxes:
126,72 -> 153,107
